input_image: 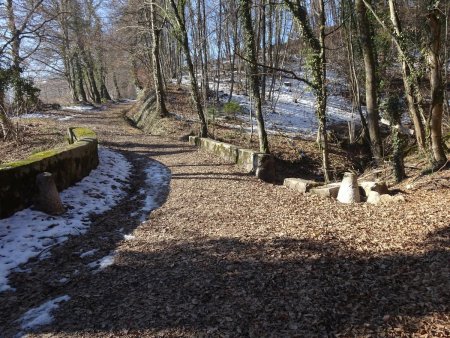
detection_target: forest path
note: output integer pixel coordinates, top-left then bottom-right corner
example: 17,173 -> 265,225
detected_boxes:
1,103 -> 449,337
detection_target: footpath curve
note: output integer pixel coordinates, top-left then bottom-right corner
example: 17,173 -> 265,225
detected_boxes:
1,103 -> 448,337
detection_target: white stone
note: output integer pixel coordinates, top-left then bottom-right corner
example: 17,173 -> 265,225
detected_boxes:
337,172 -> 361,203
359,181 -> 389,197
366,191 -> 381,204
310,183 -> 341,198
284,178 -> 320,194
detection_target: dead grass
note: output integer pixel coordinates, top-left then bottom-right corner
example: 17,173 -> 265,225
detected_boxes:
0,120 -> 66,164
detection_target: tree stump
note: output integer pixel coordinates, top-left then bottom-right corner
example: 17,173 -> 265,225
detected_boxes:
34,172 -> 65,215
337,172 -> 361,203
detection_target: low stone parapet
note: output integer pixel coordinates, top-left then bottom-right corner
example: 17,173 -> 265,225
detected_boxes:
189,136 -> 274,179
0,127 -> 99,218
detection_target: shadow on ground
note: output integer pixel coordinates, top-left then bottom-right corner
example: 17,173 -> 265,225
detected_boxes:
35,226 -> 450,336
0,151 -> 172,337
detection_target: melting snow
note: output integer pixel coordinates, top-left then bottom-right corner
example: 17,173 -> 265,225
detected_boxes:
18,295 -> 70,331
62,105 -> 96,111
12,113 -> 75,121
87,252 -> 115,272
79,249 -> 98,258
139,161 -> 171,221
217,79 -> 359,138
0,148 -> 132,292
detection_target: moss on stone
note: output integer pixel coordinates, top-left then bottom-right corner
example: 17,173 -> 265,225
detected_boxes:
0,126 -> 99,218
0,128 -> 97,171
72,127 -> 97,140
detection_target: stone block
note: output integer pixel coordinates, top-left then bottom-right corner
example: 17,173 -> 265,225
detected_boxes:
284,178 -> 320,193
188,136 -> 199,146
198,138 -> 238,163
310,183 -> 341,198
237,148 -> 257,173
366,191 -> 381,204
359,180 -> 389,197
380,194 -> 406,204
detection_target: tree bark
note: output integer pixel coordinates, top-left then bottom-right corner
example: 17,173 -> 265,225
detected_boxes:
149,1 -> 168,117
241,0 -> 270,154
169,0 -> 208,137
427,10 -> 447,166
283,0 -> 330,181
388,0 -> 426,151
6,0 -> 23,111
355,0 -> 382,164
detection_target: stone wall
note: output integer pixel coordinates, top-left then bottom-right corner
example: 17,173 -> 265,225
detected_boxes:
189,136 -> 262,174
0,127 -> 99,219
126,90 -> 157,133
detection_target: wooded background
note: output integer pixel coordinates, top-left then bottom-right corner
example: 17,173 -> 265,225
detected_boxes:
1,0 -> 449,181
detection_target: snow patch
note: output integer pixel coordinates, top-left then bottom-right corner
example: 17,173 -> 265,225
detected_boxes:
0,148 -> 132,292
79,249 -> 98,258
178,74 -> 361,137
139,161 -> 171,221
12,113 -> 75,121
62,105 -> 96,111
18,295 -> 70,331
87,253 -> 115,272
123,234 -> 135,241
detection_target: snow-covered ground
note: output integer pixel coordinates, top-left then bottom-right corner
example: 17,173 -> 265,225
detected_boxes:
0,148 -> 132,293
17,295 -> 70,332
13,112 -> 75,121
61,105 -> 96,111
219,76 -> 359,137
180,74 -> 360,138
139,161 -> 171,221
87,252 -> 116,273
3,154 -> 172,336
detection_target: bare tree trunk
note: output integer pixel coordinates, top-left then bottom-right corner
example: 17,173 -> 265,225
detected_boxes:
169,0 -> 208,137
283,0 -> 330,181
227,0 -> 239,102
113,73 -> 121,100
355,0 -> 382,164
74,53 -> 88,102
6,0 -> 23,111
149,1 -> 168,117
343,1 -> 369,141
317,0 -> 330,182
388,0 -> 426,151
241,0 -> 270,154
260,0 -> 267,102
215,0 -> 223,102
427,10 -> 447,166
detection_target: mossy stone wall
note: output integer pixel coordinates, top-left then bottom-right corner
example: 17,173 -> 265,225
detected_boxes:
127,90 -> 157,133
0,127 -> 99,219
189,136 -> 263,174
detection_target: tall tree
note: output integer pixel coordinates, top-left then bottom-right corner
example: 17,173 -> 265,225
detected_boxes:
169,0 -> 208,137
355,0 -> 383,164
283,0 -> 331,181
241,0 -> 269,154
388,0 -> 426,151
148,0 -> 168,117
426,8 -> 447,167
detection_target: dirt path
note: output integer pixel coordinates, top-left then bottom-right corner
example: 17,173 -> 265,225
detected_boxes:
1,104 -> 449,337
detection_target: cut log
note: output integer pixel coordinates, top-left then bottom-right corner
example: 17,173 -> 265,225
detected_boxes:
34,172 -> 65,215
